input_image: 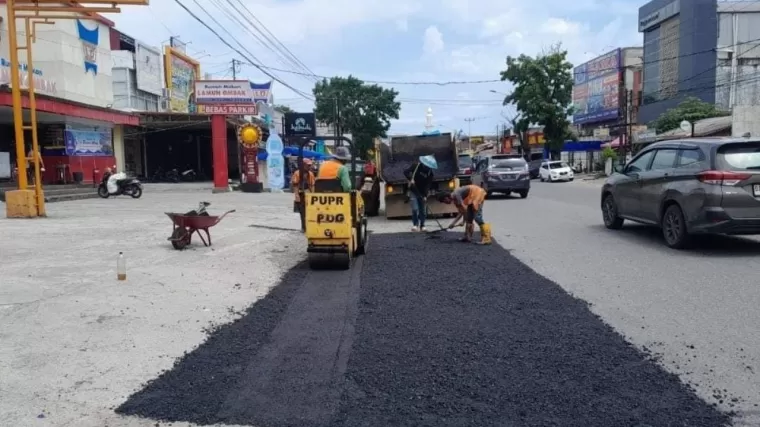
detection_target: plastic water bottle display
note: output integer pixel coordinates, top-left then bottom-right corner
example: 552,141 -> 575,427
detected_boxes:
266,128 -> 285,191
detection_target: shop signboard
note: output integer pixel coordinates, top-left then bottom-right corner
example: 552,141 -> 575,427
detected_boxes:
198,105 -> 257,115
0,58 -> 57,94
572,48 -> 621,125
135,42 -> 162,96
283,112 -> 316,137
64,124 -> 113,156
164,46 -> 201,113
195,80 -> 255,104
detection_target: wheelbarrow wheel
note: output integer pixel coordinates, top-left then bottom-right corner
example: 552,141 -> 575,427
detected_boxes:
171,227 -> 191,250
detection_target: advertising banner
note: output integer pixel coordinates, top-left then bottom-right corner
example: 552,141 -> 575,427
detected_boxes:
164,46 -> 200,113
572,49 -> 621,125
195,80 -> 255,104
135,42 -> 162,96
250,81 -> 272,103
64,124 -> 113,156
283,112 -> 316,137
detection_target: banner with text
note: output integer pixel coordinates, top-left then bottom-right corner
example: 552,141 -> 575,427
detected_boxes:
64,124 -> 113,156
572,48 -> 621,125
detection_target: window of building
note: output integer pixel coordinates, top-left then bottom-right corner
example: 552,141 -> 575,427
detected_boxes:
642,26 -> 661,105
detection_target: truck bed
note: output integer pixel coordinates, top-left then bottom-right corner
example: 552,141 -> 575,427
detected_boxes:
379,134 -> 457,184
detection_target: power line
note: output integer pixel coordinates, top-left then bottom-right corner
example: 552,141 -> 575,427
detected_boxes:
173,0 -> 313,99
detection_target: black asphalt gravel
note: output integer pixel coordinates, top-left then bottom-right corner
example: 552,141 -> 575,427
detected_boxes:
116,233 -> 731,427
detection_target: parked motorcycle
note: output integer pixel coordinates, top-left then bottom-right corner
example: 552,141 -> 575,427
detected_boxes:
166,168 -> 180,183
98,171 -> 143,199
151,167 -> 180,183
180,166 -> 197,182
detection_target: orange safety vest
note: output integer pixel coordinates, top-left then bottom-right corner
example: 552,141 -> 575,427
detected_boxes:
317,159 -> 342,180
291,170 -> 315,202
461,185 -> 486,210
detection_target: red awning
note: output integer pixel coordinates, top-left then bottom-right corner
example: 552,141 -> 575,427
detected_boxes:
0,92 -> 139,126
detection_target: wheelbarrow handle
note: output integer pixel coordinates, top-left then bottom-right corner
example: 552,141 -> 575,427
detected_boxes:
216,209 -> 236,222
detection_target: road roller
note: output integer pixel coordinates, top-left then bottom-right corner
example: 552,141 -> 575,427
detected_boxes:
292,136 -> 368,270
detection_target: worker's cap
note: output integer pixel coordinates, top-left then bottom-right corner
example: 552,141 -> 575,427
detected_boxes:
419,155 -> 438,169
332,146 -> 351,161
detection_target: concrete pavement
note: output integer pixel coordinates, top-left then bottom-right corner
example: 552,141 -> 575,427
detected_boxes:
485,179 -> 760,425
0,186 -> 302,427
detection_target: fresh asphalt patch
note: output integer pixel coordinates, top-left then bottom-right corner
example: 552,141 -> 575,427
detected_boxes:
116,233 -> 731,427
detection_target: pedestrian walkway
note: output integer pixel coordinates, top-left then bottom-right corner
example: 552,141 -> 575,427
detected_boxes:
116,232 -> 731,427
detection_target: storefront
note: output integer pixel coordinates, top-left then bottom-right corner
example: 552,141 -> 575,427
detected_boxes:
0,4 -> 138,183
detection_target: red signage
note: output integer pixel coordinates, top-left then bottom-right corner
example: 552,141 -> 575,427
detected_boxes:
198,104 -> 257,115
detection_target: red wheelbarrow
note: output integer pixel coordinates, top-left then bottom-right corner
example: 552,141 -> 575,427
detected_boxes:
165,210 -> 235,250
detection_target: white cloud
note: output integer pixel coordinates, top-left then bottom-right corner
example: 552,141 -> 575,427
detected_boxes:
396,19 -> 409,32
422,26 -> 444,55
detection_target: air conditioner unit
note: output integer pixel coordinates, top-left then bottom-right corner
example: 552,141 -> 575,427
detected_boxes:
160,98 -> 170,111
162,88 -> 170,98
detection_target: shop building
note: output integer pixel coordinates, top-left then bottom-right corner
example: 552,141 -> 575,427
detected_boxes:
572,47 -> 643,143
109,29 -> 162,176
0,3 -> 138,184
637,0 -> 718,124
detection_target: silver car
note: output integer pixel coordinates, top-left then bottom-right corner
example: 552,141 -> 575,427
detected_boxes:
472,156 -> 531,198
601,138 -> 760,248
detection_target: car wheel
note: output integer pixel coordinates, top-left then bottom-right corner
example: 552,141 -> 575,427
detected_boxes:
662,204 -> 691,249
569,178 -> 574,182
518,190 -> 528,199
602,194 -> 624,229
540,176 -> 545,182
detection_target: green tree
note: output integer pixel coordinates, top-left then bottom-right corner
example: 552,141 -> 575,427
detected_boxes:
650,97 -> 729,133
273,104 -> 294,114
500,45 -> 574,159
313,76 -> 400,158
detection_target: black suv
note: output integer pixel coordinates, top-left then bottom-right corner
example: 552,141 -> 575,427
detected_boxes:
601,138 -> 760,248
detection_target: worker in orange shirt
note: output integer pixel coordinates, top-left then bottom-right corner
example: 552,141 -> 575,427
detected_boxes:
437,184 -> 492,244
291,158 -> 315,232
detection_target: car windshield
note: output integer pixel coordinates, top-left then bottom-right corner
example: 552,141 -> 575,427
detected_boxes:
717,143 -> 760,170
491,159 -> 526,170
458,155 -> 472,168
548,162 -> 569,169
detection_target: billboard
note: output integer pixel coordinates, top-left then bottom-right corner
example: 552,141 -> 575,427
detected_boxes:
250,81 -> 273,103
572,48 -> 621,125
164,46 -> 201,113
136,42 -> 162,96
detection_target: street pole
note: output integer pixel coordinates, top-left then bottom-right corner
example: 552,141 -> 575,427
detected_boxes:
231,59 -> 238,79
464,117 -> 475,151
4,0 -> 148,218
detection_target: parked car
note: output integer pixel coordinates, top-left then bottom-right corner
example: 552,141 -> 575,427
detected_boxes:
601,138 -> 760,248
539,161 -> 575,182
472,155 -> 530,198
457,153 -> 474,185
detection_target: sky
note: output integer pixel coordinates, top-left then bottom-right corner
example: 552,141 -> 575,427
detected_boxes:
110,0 -> 644,136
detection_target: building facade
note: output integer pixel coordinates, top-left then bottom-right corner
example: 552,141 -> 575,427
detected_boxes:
0,3 -> 138,183
714,1 -> 760,110
637,0 -> 718,124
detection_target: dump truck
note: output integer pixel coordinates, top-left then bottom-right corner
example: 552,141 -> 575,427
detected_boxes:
366,133 -> 459,219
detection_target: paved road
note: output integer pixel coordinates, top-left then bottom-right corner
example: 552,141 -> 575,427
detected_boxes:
484,179 -> 760,425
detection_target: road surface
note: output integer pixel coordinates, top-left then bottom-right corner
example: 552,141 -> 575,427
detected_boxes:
2,181 -> 758,426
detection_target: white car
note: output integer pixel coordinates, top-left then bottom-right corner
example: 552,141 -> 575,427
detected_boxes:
539,161 -> 574,182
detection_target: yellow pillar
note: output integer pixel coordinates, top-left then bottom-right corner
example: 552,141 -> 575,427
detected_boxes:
4,0 -> 36,218
113,125 -> 125,172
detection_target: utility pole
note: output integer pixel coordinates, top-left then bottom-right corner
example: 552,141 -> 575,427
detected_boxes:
464,117 -> 475,151
231,59 -> 240,79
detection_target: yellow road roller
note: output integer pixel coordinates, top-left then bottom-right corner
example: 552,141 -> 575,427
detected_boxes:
295,136 -> 368,270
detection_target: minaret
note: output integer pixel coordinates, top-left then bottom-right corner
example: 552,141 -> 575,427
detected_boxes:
425,107 -> 433,131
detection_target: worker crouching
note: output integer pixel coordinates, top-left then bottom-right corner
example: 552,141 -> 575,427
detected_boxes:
291,158 -> 315,232
437,184 -> 492,245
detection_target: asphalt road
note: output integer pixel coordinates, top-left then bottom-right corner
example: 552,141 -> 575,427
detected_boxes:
484,179 -> 760,425
114,180 -> 760,426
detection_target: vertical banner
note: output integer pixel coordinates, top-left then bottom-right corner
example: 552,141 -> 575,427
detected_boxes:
76,20 -> 99,75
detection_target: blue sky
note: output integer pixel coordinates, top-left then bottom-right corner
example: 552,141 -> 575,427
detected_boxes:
112,0 -> 644,135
